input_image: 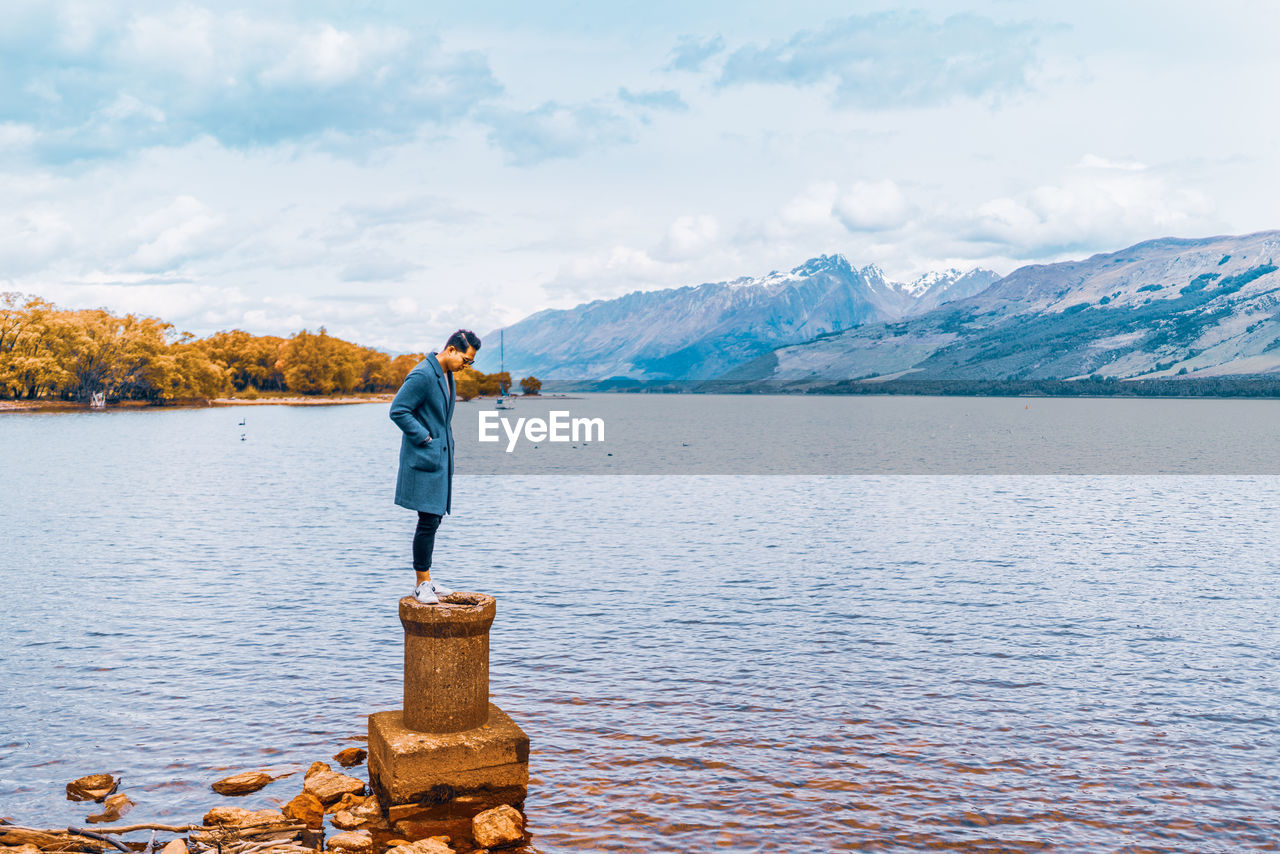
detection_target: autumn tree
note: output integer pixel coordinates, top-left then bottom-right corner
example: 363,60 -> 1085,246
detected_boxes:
198,330 -> 286,391
279,328 -> 363,395
519,375 -> 542,395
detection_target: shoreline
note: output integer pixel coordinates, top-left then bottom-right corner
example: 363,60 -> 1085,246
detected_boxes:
0,394 -> 569,413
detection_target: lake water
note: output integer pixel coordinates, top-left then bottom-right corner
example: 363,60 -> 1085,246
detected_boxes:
2,396 -> 1279,852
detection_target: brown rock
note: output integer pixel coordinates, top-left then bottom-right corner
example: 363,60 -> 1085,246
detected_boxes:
202,806 -> 291,828
0,844 -> 42,854
386,840 -> 454,854
325,792 -> 365,815
212,771 -> 274,796
305,761 -> 331,779
303,769 -> 366,805
332,748 -> 367,768
471,806 -> 523,849
159,840 -> 187,854
66,774 -> 119,802
87,793 -> 135,823
282,791 -> 325,829
334,796 -> 387,831
325,831 -> 372,854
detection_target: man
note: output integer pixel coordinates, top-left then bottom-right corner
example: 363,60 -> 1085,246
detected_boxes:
389,330 -> 481,603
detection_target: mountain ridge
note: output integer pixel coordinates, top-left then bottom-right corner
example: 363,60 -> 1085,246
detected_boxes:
479,255 -> 998,380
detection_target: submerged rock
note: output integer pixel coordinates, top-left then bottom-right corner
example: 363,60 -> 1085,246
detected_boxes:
87,793 -> 135,823
282,791 -> 325,829
332,748 -> 366,768
66,774 -> 119,802
471,805 -> 524,849
212,771 -> 274,796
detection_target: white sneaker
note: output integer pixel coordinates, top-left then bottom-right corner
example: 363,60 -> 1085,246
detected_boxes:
414,580 -> 439,604
430,578 -> 454,598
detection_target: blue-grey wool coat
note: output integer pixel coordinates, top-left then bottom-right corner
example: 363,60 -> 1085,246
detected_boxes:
390,355 -> 456,515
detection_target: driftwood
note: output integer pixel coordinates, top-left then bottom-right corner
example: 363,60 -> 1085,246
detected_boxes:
65,827 -> 132,853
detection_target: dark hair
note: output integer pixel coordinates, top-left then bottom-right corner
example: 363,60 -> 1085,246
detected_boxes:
445,330 -> 481,352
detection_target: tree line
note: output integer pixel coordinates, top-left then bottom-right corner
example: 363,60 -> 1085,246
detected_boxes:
0,293 -> 539,403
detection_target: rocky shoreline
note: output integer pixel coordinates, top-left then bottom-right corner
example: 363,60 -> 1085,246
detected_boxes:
1,748 -> 533,854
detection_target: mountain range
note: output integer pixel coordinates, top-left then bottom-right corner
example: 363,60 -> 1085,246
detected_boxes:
482,230 -> 1280,386
730,231 -> 1280,384
481,258 -> 998,380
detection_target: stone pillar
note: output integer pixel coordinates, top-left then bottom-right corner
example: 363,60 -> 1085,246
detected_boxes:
369,593 -> 530,822
401,594 -> 494,732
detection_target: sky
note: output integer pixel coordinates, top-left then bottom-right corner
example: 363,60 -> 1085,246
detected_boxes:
2,0 -> 1278,354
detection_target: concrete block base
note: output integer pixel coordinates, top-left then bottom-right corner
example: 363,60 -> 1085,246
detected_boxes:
368,703 -> 529,816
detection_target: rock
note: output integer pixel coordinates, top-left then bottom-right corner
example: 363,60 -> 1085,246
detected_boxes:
212,771 -> 274,796
87,793 -> 135,823
282,791 -> 325,829
302,769 -> 366,805
325,792 -> 365,815
332,748 -> 367,768
305,762 -> 330,779
0,844 -> 41,854
325,831 -> 372,854
471,805 -> 524,849
385,840 -> 454,854
329,793 -> 381,830
160,840 -> 188,854
202,806 -> 291,828
66,774 -> 119,802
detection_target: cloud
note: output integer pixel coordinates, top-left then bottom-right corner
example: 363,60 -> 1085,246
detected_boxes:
666,34 -> 725,72
1076,153 -> 1148,172
717,12 -> 1043,108
959,169 -> 1215,258
128,195 -> 226,272
2,4 -> 502,161
658,214 -> 719,260
479,101 -> 633,166
833,180 -> 911,231
0,208 -> 76,275
617,87 -> 688,112
339,254 -> 422,283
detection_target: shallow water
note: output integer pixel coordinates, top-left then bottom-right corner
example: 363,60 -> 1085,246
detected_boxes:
2,399 -> 1278,852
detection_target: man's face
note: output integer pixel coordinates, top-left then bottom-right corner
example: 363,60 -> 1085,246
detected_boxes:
442,345 -> 476,373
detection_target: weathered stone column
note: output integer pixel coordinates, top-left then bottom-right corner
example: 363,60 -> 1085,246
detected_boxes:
369,593 -> 530,823
401,594 -> 494,732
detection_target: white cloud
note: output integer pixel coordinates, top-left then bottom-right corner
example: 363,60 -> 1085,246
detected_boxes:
833,180 -> 911,231
962,169 -> 1215,258
129,196 -> 226,272
659,214 -> 719,260
1076,153 -> 1148,171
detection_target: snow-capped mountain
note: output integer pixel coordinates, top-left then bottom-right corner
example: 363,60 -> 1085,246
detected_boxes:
480,255 -> 997,380
730,231 -> 1280,384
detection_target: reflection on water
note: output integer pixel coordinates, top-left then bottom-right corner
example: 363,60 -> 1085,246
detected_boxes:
1,402 -> 1278,852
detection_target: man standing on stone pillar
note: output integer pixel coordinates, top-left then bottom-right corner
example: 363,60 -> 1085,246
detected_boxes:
390,330 -> 481,604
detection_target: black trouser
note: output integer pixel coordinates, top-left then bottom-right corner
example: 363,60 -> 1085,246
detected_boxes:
413,512 -> 443,574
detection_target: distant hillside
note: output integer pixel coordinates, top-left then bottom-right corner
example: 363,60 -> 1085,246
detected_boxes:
479,256 -> 997,380
728,231 -> 1280,384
